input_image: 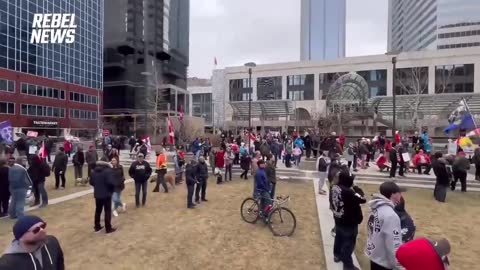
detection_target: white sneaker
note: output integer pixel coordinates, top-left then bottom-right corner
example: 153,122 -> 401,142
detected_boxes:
113,210 -> 119,217
122,203 -> 127,212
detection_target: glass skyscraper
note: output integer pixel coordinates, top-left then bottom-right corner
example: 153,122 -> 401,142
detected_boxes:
300,0 -> 346,61
388,0 -> 480,52
0,0 -> 103,136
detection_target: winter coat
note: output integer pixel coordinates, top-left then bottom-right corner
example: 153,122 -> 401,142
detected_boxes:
196,162 -> 209,180
389,148 -> 398,164
413,153 -> 431,166
0,235 -> 64,270
432,159 -> 451,186
365,194 -> 402,270
111,165 -> 125,192
15,138 -> 27,152
359,144 -> 369,155
0,166 -> 9,196
185,163 -> 197,186
316,156 -> 328,172
254,168 -> 269,194
52,152 -> 68,172
240,155 -> 251,171
304,136 -> 312,149
394,197 -> 416,243
72,151 -> 85,167
27,161 -> 50,185
215,151 -> 225,168
270,142 -> 279,155
63,141 -> 71,152
8,164 -> 32,191
331,174 -> 366,227
265,163 -> 276,184
85,150 -> 98,165
452,156 -> 470,173
89,161 -> 114,199
260,143 -> 270,156
224,151 -> 234,166
128,161 -> 152,183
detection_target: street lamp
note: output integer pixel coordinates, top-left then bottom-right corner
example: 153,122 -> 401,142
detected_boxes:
244,62 -> 256,153
386,51 -> 400,139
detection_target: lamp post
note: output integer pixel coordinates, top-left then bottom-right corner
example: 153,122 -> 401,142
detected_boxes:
392,56 -> 397,138
244,62 -> 256,153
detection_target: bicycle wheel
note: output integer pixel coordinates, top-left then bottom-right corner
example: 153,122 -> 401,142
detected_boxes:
268,207 -> 297,237
240,198 -> 260,224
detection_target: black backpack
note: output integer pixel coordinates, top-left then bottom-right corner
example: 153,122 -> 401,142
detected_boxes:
318,157 -> 327,172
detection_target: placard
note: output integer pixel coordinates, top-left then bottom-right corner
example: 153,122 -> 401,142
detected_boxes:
402,152 -> 411,162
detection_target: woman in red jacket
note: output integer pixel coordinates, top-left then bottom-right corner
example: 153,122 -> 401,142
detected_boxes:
396,237 -> 450,270
63,139 -> 72,158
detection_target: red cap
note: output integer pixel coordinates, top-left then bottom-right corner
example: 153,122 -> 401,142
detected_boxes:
396,238 -> 445,270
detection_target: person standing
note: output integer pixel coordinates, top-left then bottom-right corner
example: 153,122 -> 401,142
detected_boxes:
0,158 -> 9,217
0,215 -> 64,269
153,149 -> 168,193
129,153 -> 152,208
270,139 -> 280,168
90,159 -> 116,233
451,151 -> 470,192
72,146 -> 85,180
111,157 -> 126,217
27,156 -> 50,208
45,135 -> 53,163
316,152 -> 328,195
331,172 -> 366,270
128,136 -> 136,152
8,157 -> 32,219
224,147 -> 234,181
63,139 -> 72,158
185,160 -> 198,209
215,148 -> 225,184
209,149 -> 216,174
304,133 -> 312,159
251,151 -> 261,177
389,143 -> 398,179
254,160 -> 270,220
472,148 -> 480,181
265,154 -> 277,199
195,157 -> 209,204
365,181 -> 403,270
173,148 -> 185,185
432,152 -> 451,202
85,145 -> 98,180
52,147 -> 68,189
240,153 -> 251,180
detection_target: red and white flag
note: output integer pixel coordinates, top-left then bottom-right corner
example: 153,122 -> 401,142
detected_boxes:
38,141 -> 47,160
178,106 -> 184,121
168,116 -> 175,145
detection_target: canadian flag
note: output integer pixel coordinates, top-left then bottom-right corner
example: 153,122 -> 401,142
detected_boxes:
38,141 -> 47,160
168,116 -> 175,145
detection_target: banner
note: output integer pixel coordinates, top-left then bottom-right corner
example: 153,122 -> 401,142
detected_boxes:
0,120 -> 13,144
27,131 -> 38,137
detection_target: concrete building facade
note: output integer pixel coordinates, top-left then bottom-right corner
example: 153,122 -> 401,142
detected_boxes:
213,48 -> 480,136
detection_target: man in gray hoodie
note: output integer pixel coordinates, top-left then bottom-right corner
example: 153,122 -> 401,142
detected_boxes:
365,181 -> 403,270
8,157 -> 32,219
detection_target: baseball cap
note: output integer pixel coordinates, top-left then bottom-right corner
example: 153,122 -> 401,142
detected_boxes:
137,153 -> 144,158
379,181 -> 407,198
428,238 -> 451,257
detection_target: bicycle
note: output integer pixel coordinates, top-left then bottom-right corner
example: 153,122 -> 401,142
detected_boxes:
240,195 -> 297,237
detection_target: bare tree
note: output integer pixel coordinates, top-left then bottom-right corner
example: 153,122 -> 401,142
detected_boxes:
395,67 -> 429,131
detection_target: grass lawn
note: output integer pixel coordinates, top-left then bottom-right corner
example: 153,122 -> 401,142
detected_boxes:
42,166 -> 129,200
354,184 -> 480,270
0,177 -> 325,270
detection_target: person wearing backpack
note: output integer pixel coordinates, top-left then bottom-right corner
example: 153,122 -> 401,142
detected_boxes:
316,152 -> 328,195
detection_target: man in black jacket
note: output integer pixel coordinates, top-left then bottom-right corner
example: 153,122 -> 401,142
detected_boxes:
90,160 -> 116,234
185,160 -> 198,209
0,215 -> 64,269
331,171 -> 366,270
195,157 -> 209,204
128,153 -> 152,207
389,143 -> 398,179
52,147 -> 68,189
432,152 -> 451,202
0,158 -> 9,217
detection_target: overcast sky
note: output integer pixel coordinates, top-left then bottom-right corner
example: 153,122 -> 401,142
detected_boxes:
189,0 -> 388,78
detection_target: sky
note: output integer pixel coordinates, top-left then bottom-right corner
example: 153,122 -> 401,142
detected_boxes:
189,0 -> 388,78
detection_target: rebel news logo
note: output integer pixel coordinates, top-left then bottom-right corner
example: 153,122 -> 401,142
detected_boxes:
30,14 -> 77,44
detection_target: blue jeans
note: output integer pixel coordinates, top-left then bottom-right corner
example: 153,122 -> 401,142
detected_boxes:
135,181 -> 148,207
112,191 -> 123,209
9,189 -> 27,219
259,191 -> 271,217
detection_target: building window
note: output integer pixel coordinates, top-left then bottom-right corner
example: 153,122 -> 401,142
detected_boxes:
20,83 -> 65,100
320,72 -> 348,99
357,70 -> 387,98
229,79 -> 250,89
0,79 -> 14,92
257,76 -> 282,100
0,102 -> 15,114
287,75 -> 307,86
435,64 -> 475,94
21,104 -> 65,118
69,91 -> 99,104
395,67 -> 429,95
69,109 -> 98,120
288,90 -> 304,101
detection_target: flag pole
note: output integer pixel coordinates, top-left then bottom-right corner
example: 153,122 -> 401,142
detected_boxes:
462,98 -> 478,129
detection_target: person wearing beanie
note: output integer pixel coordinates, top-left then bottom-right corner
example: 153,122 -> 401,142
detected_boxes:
396,237 -> 451,270
365,181 -> 404,270
0,215 -> 64,269
331,171 -> 366,270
